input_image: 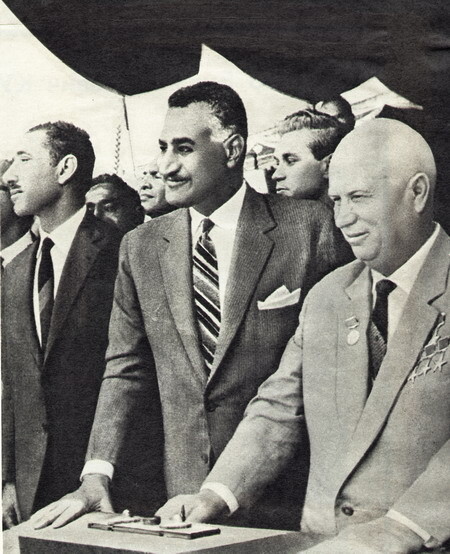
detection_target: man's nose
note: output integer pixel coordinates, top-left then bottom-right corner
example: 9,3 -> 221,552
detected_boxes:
93,205 -> 103,219
272,165 -> 284,181
3,165 -> 17,186
158,151 -> 179,179
334,200 -> 357,229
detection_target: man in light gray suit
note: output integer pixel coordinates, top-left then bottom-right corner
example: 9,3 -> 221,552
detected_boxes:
32,81 -> 351,530
155,119 -> 450,553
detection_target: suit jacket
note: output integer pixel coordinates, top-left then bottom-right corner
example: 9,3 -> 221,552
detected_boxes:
2,212 -> 123,520
87,186 -> 352,526
205,227 -> 450,544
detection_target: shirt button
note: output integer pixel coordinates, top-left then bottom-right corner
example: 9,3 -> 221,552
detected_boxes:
341,506 -> 354,516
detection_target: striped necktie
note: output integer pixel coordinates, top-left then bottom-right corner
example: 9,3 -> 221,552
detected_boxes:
193,218 -> 221,374
38,237 -> 55,351
368,278 -> 397,386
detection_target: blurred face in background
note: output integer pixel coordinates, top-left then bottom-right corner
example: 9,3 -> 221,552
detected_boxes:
272,129 -> 327,200
138,164 -> 171,216
85,182 -> 143,233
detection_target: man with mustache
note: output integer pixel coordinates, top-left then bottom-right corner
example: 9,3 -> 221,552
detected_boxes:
156,119 -> 450,553
2,121 -> 123,527
31,81 -> 351,530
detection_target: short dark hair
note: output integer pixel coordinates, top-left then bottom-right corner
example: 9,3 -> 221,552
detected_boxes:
278,109 -> 349,160
168,81 -> 248,141
317,97 -> 355,132
28,121 -> 95,194
90,173 -> 141,207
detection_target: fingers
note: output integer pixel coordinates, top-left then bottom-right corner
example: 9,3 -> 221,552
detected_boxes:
49,501 -> 87,529
31,498 -> 86,529
155,495 -> 193,520
186,489 -> 227,523
3,508 -> 18,529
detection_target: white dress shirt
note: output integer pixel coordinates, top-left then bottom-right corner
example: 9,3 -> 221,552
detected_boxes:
33,208 -> 86,344
1,230 -> 35,268
204,224 -> 442,544
82,185 -> 246,482
190,183 -> 245,308
371,223 -> 440,340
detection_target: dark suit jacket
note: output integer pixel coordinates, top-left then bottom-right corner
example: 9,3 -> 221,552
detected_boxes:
206,227 -> 450,544
87,186 -> 352,527
2,212 -> 123,519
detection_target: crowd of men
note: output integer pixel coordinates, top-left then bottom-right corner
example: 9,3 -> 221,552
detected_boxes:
1,81 -> 449,553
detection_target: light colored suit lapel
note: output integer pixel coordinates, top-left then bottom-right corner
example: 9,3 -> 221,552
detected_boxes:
158,209 -> 207,386
335,262 -> 372,439
44,215 -> 103,364
337,228 -> 450,488
208,188 -> 276,380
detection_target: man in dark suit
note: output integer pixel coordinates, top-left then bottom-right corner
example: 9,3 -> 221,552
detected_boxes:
1,121 -> 123,528
156,119 -> 450,553
31,82 -> 351,530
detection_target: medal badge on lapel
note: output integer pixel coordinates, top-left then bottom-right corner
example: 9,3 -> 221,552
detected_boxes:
408,312 -> 449,383
345,316 -> 360,345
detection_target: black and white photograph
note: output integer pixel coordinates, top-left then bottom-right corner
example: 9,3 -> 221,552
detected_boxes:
1,1 -> 449,552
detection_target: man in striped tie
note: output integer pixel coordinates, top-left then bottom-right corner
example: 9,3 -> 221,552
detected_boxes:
2,121 -> 124,527
32,81 -> 352,530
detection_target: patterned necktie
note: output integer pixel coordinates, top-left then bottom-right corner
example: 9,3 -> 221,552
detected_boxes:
38,237 -> 55,351
193,218 -> 221,374
368,278 -> 397,384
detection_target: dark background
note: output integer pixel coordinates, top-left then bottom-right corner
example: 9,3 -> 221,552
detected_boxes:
5,0 -> 450,227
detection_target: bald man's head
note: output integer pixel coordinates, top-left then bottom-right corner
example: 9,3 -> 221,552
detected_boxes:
328,119 -> 437,276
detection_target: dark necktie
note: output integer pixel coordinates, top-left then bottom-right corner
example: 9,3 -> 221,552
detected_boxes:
368,278 -> 397,384
193,218 -> 221,374
38,237 -> 55,351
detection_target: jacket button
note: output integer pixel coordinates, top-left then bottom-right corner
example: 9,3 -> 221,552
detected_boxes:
205,402 -> 217,412
341,506 -> 354,516
201,453 -> 209,464
42,422 -> 49,432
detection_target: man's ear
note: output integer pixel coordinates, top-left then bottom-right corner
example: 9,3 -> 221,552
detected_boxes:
320,153 -> 333,180
57,154 -> 78,185
224,134 -> 246,169
408,172 -> 431,214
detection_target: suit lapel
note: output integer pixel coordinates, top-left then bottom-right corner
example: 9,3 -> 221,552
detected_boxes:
15,241 -> 42,365
44,215 -> 104,363
209,188 -> 276,378
158,209 -> 207,386
335,263 -> 372,439
337,229 -> 450,488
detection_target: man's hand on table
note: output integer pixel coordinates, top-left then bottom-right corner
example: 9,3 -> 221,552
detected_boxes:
30,474 -> 113,530
3,481 -> 22,529
301,516 -> 424,554
156,489 -> 228,523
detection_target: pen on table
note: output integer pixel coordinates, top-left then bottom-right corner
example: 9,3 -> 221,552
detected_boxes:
180,504 -> 186,522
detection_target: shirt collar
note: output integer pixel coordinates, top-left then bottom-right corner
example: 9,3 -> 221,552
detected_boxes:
372,223 -> 440,295
190,182 -> 246,234
37,207 -> 86,257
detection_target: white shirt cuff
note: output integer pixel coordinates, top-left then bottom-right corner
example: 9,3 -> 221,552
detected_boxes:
80,460 -> 114,481
386,509 -> 439,548
200,482 -> 239,515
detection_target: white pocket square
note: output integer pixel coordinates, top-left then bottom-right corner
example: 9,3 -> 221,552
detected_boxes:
257,286 -> 301,310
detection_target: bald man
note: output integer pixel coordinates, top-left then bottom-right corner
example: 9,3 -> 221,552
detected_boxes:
156,119 -> 450,553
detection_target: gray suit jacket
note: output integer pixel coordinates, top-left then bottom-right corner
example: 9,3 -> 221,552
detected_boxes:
205,227 -> 450,544
87,186 -> 351,524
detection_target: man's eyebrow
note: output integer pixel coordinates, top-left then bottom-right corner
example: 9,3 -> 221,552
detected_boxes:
159,138 -> 196,146
16,151 -> 31,156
